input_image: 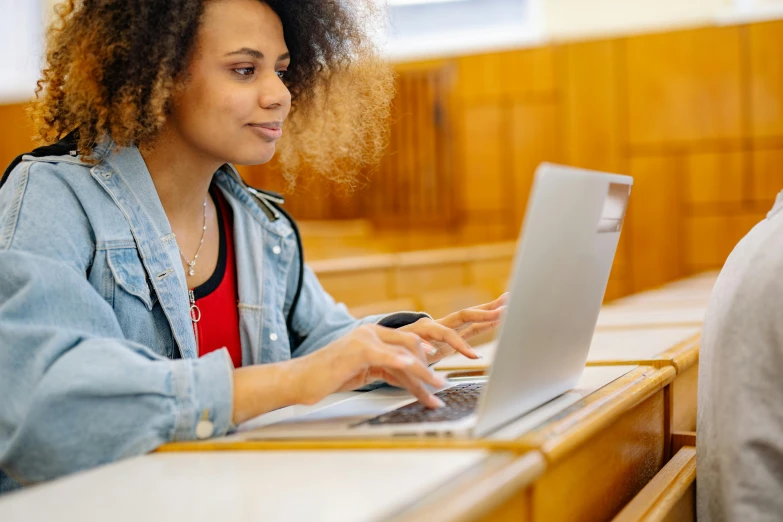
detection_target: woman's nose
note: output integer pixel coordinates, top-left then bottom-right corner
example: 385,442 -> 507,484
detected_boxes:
259,74 -> 291,110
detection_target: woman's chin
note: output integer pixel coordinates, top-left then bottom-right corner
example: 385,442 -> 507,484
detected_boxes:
231,145 -> 276,166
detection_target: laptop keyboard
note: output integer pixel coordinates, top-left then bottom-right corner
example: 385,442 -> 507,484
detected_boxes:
356,382 -> 486,426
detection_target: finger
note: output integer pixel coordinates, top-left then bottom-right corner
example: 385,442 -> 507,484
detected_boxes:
373,325 -> 428,363
452,307 -> 506,331
388,369 -> 445,409
413,320 -> 481,359
438,304 -> 507,330
475,293 -> 509,310
362,343 -> 447,389
458,320 -> 503,339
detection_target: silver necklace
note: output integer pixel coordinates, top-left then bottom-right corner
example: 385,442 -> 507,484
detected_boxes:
179,197 -> 207,277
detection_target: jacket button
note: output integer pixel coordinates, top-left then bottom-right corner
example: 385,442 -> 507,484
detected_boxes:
269,333 -> 278,341
195,419 -> 214,440
272,245 -> 281,255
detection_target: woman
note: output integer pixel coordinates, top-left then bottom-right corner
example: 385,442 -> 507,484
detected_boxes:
0,0 -> 505,492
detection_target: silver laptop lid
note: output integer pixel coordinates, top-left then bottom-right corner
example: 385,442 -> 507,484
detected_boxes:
473,163 -> 632,437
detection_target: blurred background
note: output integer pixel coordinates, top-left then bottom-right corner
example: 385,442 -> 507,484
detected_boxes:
2,0 -> 783,319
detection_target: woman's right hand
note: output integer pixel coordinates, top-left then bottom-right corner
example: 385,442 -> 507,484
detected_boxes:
290,324 -> 447,409
231,324 -> 446,425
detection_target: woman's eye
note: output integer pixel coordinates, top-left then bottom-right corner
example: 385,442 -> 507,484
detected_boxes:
233,67 -> 255,78
276,70 -> 287,79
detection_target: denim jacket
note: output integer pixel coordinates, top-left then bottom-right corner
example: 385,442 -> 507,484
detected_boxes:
0,141 -> 424,492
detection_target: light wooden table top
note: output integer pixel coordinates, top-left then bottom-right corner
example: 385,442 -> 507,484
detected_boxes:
435,326 -> 699,371
0,450 -> 512,522
595,306 -> 705,329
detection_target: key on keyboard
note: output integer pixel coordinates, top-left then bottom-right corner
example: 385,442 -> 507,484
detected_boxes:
355,382 -> 486,426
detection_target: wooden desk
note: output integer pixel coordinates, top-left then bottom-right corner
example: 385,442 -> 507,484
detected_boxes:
0,450 -> 517,522
434,327 -> 698,370
167,366 -> 668,521
399,366 -> 677,522
436,327 -> 700,436
595,306 -> 705,330
391,452 -> 547,522
486,366 -> 676,521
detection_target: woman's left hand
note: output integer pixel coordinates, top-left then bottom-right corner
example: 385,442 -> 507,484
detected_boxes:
398,293 -> 508,365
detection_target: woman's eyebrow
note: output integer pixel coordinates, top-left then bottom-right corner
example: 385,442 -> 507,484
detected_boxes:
225,47 -> 264,59
224,48 -> 290,62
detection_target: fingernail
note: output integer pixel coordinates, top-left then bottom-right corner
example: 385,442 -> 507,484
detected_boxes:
475,354 -> 484,360
397,355 -> 416,366
423,343 -> 438,356
435,375 -> 447,387
433,397 -> 445,408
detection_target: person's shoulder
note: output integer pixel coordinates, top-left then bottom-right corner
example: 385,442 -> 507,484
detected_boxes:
2,152 -> 101,204
0,156 -> 99,257
706,206 -> 783,336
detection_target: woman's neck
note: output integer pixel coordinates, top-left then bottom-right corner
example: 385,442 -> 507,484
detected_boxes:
139,125 -> 222,228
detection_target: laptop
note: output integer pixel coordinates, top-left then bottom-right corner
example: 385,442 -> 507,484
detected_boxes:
246,163 -> 633,439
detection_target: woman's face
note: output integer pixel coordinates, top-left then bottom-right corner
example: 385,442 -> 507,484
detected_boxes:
168,0 -> 292,166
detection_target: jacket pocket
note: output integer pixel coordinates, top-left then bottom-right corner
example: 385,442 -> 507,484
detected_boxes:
106,247 -> 155,311
237,303 -> 263,365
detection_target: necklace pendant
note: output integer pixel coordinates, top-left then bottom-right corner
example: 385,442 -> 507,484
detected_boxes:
189,268 -> 195,276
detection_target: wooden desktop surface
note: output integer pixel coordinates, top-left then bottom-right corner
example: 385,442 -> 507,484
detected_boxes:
0,450 -> 513,522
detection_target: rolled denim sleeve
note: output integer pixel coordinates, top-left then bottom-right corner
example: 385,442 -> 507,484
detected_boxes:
0,250 -> 234,486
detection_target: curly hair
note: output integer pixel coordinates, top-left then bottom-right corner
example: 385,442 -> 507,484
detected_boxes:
30,0 -> 394,183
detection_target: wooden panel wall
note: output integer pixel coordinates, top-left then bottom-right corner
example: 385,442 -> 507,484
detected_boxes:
3,19 -> 783,298
0,103 -> 37,171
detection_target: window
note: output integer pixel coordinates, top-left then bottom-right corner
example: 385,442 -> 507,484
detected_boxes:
722,0 -> 783,21
382,0 -> 543,61
0,1 -> 45,102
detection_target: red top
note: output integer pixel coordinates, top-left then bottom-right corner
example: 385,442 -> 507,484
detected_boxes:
191,187 -> 243,368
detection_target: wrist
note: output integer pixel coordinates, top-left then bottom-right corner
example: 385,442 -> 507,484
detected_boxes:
281,357 -> 309,406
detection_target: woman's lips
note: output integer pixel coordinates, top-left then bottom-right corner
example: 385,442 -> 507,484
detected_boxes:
248,123 -> 282,140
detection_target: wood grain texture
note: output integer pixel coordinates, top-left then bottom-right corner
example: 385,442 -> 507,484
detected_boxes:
585,332 -> 700,370
317,268 -> 392,307
519,367 -> 675,459
611,446 -> 696,522
654,335 -> 700,374
751,148 -> 783,203
671,431 -> 696,454
391,452 -> 546,522
685,151 -> 745,208
530,389 -> 668,521
670,364 -> 699,433
627,156 -> 685,292
684,215 -> 736,268
560,39 -> 624,173
510,102 -> 562,228
0,102 -> 36,171
625,26 -> 744,145
459,104 -> 506,216
749,20 -> 783,138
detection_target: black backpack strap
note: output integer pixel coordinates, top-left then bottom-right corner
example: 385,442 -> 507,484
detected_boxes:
1,131 -> 80,191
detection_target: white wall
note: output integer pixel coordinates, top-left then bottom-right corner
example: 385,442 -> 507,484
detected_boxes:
0,0 -> 45,103
544,0 -> 783,41
543,0 -> 731,41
